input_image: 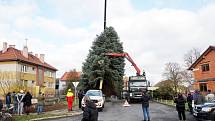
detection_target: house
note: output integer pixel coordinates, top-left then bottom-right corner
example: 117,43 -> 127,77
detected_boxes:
188,46 -> 215,93
59,71 -> 81,94
0,42 -> 57,97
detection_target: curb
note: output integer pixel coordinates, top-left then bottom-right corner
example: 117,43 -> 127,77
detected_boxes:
30,111 -> 83,121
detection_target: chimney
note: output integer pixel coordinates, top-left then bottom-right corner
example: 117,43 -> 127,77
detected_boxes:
2,42 -> 7,53
22,46 -> 28,58
35,54 -> 38,58
39,54 -> 45,63
29,52 -> 33,55
9,45 -> 15,48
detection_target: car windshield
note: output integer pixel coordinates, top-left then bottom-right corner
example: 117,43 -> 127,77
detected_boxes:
86,91 -> 102,96
129,82 -> 147,87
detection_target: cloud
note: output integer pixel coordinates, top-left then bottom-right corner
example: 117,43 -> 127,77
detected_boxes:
0,0 -> 215,85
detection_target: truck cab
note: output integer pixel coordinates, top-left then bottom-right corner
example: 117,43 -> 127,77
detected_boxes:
127,75 -> 149,102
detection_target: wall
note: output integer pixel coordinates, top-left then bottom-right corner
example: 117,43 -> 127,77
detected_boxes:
193,51 -> 215,81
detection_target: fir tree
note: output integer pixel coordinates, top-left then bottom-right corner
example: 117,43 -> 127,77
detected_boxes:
79,27 -> 125,97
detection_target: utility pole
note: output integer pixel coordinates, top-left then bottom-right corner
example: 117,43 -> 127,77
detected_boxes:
104,0 -> 107,30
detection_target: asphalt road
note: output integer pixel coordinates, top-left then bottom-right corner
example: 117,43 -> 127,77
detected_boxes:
46,102 -> 196,121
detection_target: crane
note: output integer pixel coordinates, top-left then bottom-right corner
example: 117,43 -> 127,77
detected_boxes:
104,52 -> 144,76
105,52 -> 148,102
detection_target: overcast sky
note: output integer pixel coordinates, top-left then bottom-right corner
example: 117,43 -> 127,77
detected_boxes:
0,0 -> 215,85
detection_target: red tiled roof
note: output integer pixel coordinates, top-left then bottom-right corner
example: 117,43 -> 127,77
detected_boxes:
60,71 -> 81,81
0,47 -> 57,71
188,46 -> 215,70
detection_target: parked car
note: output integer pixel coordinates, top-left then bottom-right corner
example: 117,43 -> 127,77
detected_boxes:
193,100 -> 215,121
81,90 -> 105,111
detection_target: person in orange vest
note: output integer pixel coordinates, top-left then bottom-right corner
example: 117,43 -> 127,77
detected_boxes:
66,89 -> 74,111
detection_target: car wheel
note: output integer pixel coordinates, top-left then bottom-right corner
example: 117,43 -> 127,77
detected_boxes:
210,112 -> 215,121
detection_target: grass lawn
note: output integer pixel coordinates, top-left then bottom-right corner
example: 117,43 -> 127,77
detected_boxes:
13,113 -> 60,121
157,99 -> 189,110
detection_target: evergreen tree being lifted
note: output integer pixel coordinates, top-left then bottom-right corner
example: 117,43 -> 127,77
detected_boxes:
79,27 -> 125,97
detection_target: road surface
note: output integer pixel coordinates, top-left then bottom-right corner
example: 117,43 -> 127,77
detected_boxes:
47,102 -> 196,121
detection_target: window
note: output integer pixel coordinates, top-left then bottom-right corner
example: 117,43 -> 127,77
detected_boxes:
200,83 -> 207,92
201,64 -> 210,72
21,65 -> 28,72
49,72 -> 52,77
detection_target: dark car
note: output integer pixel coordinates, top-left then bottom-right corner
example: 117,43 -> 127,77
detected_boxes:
193,100 -> 215,121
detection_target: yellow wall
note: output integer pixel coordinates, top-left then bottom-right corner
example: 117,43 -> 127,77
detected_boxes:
0,61 -> 16,64
44,76 -> 55,82
20,72 -> 36,80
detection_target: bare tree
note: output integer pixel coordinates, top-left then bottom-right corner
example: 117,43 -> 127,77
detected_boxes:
0,80 -> 13,95
184,48 -> 201,68
182,48 -> 201,86
180,70 -> 193,85
163,62 -> 182,94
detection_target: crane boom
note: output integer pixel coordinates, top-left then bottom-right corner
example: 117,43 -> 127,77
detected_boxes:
105,53 -> 141,76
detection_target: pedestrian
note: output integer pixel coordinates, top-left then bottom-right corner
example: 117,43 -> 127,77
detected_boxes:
81,95 -> 98,121
37,92 -> 45,115
141,90 -> 150,121
78,90 -> 84,109
0,96 -> 3,112
23,91 -> 32,115
17,90 -> 25,115
5,92 -> 11,110
12,91 -> 18,114
174,93 -> 186,121
193,90 -> 205,105
187,93 -> 193,114
66,89 -> 74,111
205,90 -> 215,102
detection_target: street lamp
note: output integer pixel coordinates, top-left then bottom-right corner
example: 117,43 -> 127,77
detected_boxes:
104,0 -> 107,30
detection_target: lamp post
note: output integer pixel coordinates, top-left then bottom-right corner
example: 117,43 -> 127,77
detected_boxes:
104,0 -> 107,30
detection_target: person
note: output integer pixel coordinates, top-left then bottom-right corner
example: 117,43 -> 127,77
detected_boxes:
193,90 -> 205,105
174,93 -> 186,121
78,90 -> 84,109
81,95 -> 98,121
0,96 -> 3,112
141,90 -> 150,121
66,89 -> 74,111
12,91 -> 18,114
205,90 -> 215,102
17,90 -> 25,115
5,92 -> 11,110
23,91 -> 32,115
187,93 -> 193,114
37,92 -> 45,115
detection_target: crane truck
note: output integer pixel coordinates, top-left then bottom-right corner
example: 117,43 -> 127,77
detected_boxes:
105,53 -> 150,102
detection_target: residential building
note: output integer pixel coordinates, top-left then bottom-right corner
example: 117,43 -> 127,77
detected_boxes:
0,42 -> 57,97
188,46 -> 215,93
59,71 -> 81,94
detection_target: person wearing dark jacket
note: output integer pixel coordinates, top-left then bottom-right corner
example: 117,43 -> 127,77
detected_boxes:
0,97 -> 3,112
187,93 -> 193,114
78,90 -> 84,109
141,91 -> 150,121
23,92 -> 32,115
5,92 -> 11,110
81,96 -> 98,121
174,93 -> 186,121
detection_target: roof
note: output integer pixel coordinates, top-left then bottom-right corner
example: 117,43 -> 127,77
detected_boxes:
188,46 -> 215,70
0,47 -> 57,71
60,71 -> 81,81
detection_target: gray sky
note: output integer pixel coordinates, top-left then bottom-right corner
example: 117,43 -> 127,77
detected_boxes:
0,0 -> 215,84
